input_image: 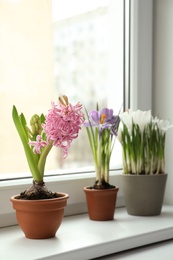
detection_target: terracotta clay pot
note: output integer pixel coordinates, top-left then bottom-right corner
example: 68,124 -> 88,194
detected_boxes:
84,186 -> 119,221
10,192 -> 69,239
121,173 -> 168,216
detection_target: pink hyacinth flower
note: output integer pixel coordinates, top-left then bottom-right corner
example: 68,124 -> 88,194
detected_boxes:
42,101 -> 84,158
29,135 -> 47,154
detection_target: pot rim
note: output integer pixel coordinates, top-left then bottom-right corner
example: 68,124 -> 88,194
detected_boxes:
10,192 -> 69,202
84,186 -> 119,192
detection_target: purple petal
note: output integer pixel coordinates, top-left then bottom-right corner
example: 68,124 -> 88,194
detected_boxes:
89,110 -> 100,125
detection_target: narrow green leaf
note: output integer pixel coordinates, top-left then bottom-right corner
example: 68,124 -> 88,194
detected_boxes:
12,106 -> 42,181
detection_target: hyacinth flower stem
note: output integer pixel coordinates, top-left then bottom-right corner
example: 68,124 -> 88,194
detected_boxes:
38,140 -> 54,179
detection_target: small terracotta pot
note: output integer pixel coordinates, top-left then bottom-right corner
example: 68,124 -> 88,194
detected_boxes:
10,192 -> 69,239
84,187 -> 119,221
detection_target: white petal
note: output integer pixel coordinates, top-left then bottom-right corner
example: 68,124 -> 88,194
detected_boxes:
132,110 -> 151,131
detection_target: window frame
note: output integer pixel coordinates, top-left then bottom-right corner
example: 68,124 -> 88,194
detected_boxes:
0,0 -> 153,228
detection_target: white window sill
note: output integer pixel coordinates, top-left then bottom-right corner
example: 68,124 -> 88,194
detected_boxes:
97,239 -> 173,259
1,205 -> 173,260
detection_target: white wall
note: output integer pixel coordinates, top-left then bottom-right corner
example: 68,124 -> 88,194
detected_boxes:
153,0 -> 173,204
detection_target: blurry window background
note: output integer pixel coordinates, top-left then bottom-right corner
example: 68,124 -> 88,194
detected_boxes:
0,0 -> 123,177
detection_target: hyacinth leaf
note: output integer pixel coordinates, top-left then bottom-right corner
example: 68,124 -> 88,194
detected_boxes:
40,113 -> 47,141
40,113 -> 45,124
20,113 -> 27,133
12,105 -> 42,181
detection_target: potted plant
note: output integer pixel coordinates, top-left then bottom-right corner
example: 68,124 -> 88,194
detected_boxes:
83,106 -> 120,220
10,95 -> 84,238
118,109 -> 172,216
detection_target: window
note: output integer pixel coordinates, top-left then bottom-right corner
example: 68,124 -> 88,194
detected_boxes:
0,0 -> 123,179
0,0 -> 153,227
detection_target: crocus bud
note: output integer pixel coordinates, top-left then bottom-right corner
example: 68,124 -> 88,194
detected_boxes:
30,114 -> 42,135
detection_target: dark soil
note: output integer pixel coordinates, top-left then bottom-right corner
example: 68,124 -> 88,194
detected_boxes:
89,179 -> 115,190
16,181 -> 61,200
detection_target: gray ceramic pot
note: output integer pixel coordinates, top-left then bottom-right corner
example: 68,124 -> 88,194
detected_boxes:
121,173 -> 168,216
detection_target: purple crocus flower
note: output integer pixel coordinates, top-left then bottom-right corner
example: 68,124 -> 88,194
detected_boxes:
84,107 -> 120,136
83,106 -> 120,186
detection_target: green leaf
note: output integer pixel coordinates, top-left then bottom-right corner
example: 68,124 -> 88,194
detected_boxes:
12,105 -> 42,181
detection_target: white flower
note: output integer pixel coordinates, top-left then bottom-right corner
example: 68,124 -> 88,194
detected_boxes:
119,110 -> 132,131
152,117 -> 173,132
120,109 -> 151,132
132,110 -> 151,131
118,109 -> 172,174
